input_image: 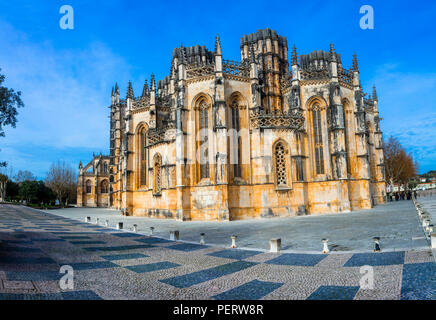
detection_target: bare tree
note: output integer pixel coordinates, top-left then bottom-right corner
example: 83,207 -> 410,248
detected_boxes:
45,161 -> 76,206
14,170 -> 35,183
384,136 -> 417,190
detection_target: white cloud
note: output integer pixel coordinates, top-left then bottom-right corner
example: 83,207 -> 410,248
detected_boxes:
366,63 -> 436,172
0,21 -> 132,150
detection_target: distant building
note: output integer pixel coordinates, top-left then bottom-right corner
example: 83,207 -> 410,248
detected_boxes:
77,154 -> 110,207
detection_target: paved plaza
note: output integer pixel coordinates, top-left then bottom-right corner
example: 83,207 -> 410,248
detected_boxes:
53,201 -> 427,253
0,202 -> 435,300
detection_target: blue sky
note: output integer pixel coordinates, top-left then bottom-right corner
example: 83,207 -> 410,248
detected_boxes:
0,0 -> 435,179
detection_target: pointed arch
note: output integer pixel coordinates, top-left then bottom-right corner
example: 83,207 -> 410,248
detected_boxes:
136,122 -> 149,188
307,96 -> 327,176
193,93 -> 212,181
100,180 -> 108,193
228,92 -> 247,180
86,179 -> 92,194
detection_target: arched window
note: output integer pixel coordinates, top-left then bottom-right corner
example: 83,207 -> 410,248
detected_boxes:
86,180 -> 92,194
103,163 -> 108,174
138,126 -> 147,187
231,100 -> 242,178
312,105 -> 325,175
153,154 -> 162,195
274,142 -> 288,186
343,100 -> 352,176
295,133 -> 304,182
198,100 -> 209,180
100,180 -> 108,193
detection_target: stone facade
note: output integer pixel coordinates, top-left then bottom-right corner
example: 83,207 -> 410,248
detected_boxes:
77,154 -> 110,207
104,28 -> 386,220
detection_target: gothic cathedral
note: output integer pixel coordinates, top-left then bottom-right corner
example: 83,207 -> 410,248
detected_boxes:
77,28 -> 386,220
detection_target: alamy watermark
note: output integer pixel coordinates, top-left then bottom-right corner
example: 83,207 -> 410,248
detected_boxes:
59,5 -> 74,30
59,265 -> 74,290
360,5 -> 374,30
359,265 -> 374,290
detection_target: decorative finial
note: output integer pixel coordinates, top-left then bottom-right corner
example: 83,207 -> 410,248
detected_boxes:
291,44 -> 298,66
115,82 -> 119,95
142,79 -> 149,98
151,74 -> 155,88
111,86 -> 114,97
215,34 -> 222,55
329,43 -> 336,62
372,85 -> 378,102
352,53 -> 359,73
126,81 -> 134,99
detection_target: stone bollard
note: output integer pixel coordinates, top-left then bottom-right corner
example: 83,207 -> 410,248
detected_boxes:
230,235 -> 237,248
150,227 -> 154,236
132,224 -> 138,233
373,237 -> 381,252
170,230 -> 179,241
269,238 -> 282,253
117,222 -> 123,230
105,220 -> 109,227
85,216 -> 91,223
322,239 -> 329,254
200,233 -> 205,245
431,233 -> 436,249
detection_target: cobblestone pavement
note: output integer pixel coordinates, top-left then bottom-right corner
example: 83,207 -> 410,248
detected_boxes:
0,204 -> 435,300
52,201 -> 427,252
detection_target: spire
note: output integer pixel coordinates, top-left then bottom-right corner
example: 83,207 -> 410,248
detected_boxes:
329,43 -> 336,62
115,82 -> 119,95
372,85 -> 378,101
352,53 -> 359,73
142,79 -> 149,98
291,44 -> 298,66
214,34 -> 222,55
111,86 -> 114,97
150,74 -> 156,91
79,161 -> 82,169
126,81 -> 134,99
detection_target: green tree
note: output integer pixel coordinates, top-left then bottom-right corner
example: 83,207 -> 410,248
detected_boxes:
19,180 -> 39,203
6,180 -> 19,201
36,181 -> 56,204
0,68 -> 24,166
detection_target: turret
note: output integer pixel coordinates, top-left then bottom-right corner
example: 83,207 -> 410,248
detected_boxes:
115,83 -> 120,103
372,85 -> 378,112
240,28 -> 289,112
150,74 -> 156,105
111,87 -> 115,105
214,35 -> 223,73
150,74 -> 156,129
329,43 -> 338,80
126,81 -> 134,110
352,54 -> 360,88
141,79 -> 149,98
